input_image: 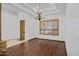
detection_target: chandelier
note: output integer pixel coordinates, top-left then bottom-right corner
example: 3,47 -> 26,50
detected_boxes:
35,4 -> 45,21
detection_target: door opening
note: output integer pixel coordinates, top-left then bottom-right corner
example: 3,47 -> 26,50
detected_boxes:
20,20 -> 25,40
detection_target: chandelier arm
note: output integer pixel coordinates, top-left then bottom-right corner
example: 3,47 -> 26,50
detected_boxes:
35,3 -> 46,21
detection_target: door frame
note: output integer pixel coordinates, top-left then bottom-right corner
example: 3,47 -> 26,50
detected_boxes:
20,20 -> 25,40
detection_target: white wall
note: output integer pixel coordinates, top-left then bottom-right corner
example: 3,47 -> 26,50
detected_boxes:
2,7 -> 19,40
2,4 -> 38,41
2,3 -> 65,41
64,3 -> 79,56
18,12 -> 37,40
37,14 -> 65,41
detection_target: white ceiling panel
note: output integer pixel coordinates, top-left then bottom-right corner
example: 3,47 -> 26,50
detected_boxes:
2,3 -> 66,18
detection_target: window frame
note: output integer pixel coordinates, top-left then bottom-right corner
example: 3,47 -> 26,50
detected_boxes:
39,19 -> 59,35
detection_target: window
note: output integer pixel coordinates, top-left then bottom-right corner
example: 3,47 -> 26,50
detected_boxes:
40,19 -> 59,35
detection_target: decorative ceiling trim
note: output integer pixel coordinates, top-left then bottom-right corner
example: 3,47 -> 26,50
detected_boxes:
23,3 -> 36,13
2,3 -> 66,19
10,4 -> 36,18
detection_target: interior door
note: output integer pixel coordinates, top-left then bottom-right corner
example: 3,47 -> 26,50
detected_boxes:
20,20 -> 25,40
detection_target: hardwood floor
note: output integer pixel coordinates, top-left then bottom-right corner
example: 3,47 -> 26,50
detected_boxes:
7,38 -> 67,56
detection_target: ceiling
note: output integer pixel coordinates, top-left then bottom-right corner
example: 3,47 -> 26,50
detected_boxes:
26,3 -> 66,13
2,3 -> 66,18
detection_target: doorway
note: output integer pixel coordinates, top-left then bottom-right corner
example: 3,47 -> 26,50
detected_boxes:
20,20 -> 25,40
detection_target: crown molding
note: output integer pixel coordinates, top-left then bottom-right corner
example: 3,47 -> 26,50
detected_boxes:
2,3 -> 36,18
23,3 -> 36,13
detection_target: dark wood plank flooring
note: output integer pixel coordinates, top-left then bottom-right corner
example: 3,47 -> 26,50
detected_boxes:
7,38 -> 67,56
